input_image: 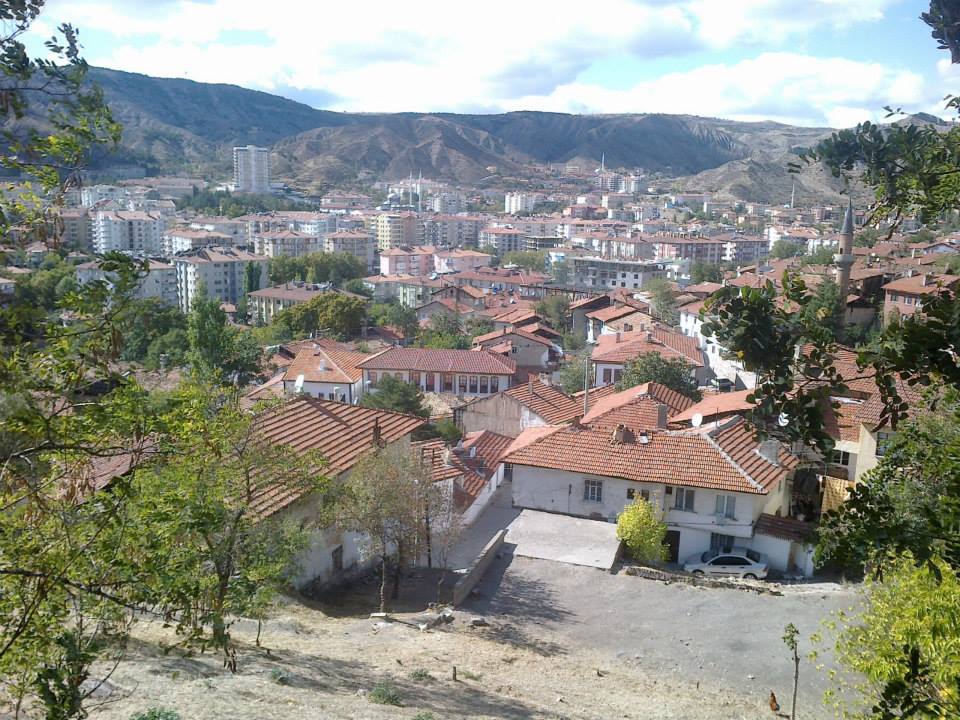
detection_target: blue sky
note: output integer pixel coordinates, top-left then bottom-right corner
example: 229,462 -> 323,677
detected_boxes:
27,0 -> 954,126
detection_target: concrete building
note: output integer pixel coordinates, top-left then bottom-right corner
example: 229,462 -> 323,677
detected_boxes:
233,145 -> 271,194
323,230 -> 377,272
568,256 -> 665,290
379,245 -> 436,276
247,282 -> 329,324
59,208 -> 92,250
375,212 -> 422,250
430,192 -> 466,214
162,227 -> 234,256
76,259 -> 178,306
504,192 -> 540,214
173,246 -> 269,313
421,215 -> 485,247
252,229 -> 322,258
478,226 -> 525,254
92,210 -> 165,255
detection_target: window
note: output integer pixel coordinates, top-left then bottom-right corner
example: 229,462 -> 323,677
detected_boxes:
443,373 -> 454,392
714,494 -> 736,519
831,450 -> 851,466
479,376 -> 489,394
641,489 -> 650,502
674,487 -> 695,512
710,533 -> 735,553
369,371 -> 378,386
602,368 -> 613,383
458,375 -> 468,393
876,431 -> 895,456
411,371 -> 421,385
502,462 -> 513,482
626,488 -> 635,500
469,375 -> 479,394
490,376 -> 500,392
584,479 -> 603,502
613,369 -> 623,382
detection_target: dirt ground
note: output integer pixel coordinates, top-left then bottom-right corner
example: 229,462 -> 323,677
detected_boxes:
83,559 -> 857,720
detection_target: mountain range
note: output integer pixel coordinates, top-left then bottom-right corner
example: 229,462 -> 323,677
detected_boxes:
77,67 -> 928,203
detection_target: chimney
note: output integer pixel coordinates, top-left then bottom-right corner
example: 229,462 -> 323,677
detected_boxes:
656,403 -> 669,429
443,448 -> 454,466
638,430 -> 649,444
922,273 -> 930,287
757,439 -> 780,466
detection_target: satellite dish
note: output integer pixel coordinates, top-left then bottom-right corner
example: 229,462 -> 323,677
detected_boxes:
691,412 -> 703,428
294,374 -> 305,393
777,412 -> 790,427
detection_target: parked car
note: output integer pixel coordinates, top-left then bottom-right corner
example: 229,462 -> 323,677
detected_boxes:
682,547 -> 768,579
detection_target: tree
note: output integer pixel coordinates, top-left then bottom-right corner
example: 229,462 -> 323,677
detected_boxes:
131,392 -> 327,661
503,250 -> 546,272
328,446 -> 430,611
801,277 -> 845,341
361,375 -> 430,418
418,311 -> 470,349
276,292 -> 367,340
464,316 -> 494,338
120,298 -> 187,363
802,246 -> 836,266
535,294 -> 569,331
770,240 -> 802,260
855,228 -> 881,248
616,498 -> 667,563
370,301 -> 419,339
559,352 -> 589,395
187,284 -> 262,384
342,278 -> 373,298
615,353 -> 701,400
782,624 -> 800,720
690,262 -> 723,283
643,278 -> 679,325
552,259 -> 570,285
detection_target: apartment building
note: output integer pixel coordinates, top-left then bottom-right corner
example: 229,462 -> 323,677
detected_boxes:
59,208 -> 92,250
504,192 -> 541,214
252,229 -> 322,258
421,215 -> 485,247
75,259 -> 178,306
568,255 -> 666,290
173,247 -> 269,313
323,230 -> 377,272
430,192 -> 466,214
652,236 -> 726,265
248,282 -> 329,324
375,212 -> 422,250
162,227 -> 234,256
882,272 -> 960,322
379,245 -> 436,276
233,145 -> 271,194
80,184 -> 127,207
478,226 -> 524,254
718,233 -> 770,265
92,210 -> 165,255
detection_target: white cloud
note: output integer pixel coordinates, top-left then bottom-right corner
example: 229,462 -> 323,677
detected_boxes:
27,0 -> 928,124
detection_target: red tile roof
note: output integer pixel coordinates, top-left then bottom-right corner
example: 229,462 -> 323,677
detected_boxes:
503,417 -> 793,495
586,304 -> 638,323
670,389 -> 754,426
283,345 -> 370,384
582,382 -> 696,426
462,430 -> 514,474
357,347 -> 516,375
473,326 -> 555,348
503,379 -> 582,424
252,398 -> 426,517
591,328 -> 704,367
882,273 -> 960,295
754,514 -> 814,543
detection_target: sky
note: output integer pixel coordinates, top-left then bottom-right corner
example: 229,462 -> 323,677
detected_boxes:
25,0 -> 956,127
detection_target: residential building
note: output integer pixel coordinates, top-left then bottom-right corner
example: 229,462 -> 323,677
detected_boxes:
247,282 -> 330,324
478,226 -> 525,254
379,245 -> 436,277
282,344 -> 369,403
59,208 -> 92,250
421,215 -> 485,247
652,236 -> 726,265
591,327 -> 707,386
323,230 -> 377,272
233,145 -> 271,194
162,227 -> 234,256
92,210 -> 165,255
79,184 -> 127,207
357,347 -> 516,396
503,416 -> 802,569
375,212 -> 422,250
252,229 -> 322,258
254,398 -> 425,588
430,192 -> 466,214
433,248 -> 493,274
76,259 -> 178,306
173,246 -> 269,313
472,326 -> 560,372
568,256 -> 666,290
717,233 -> 769,265
882,272 -> 960,321
457,379 -> 581,437
504,192 -> 541,214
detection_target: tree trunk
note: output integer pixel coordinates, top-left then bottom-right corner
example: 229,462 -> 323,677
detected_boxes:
791,647 -> 799,720
392,540 -> 403,601
379,554 -> 388,613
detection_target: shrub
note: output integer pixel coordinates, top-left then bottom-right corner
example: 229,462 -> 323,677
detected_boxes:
409,668 -> 433,682
130,710 -> 181,720
368,681 -> 403,706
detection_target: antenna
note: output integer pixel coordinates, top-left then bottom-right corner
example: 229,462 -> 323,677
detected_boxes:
691,412 -> 703,428
294,374 -> 304,393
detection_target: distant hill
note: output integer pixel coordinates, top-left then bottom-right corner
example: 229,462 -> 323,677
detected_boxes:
58,67 -> 870,200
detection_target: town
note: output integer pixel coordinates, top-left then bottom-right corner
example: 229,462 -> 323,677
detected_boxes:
1,2 -> 959,720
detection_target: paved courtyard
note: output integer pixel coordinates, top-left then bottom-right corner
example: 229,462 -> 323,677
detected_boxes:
506,508 -> 621,569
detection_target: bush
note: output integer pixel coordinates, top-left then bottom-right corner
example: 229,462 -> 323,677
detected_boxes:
616,498 -> 668,563
413,713 -> 437,720
409,668 -> 433,682
130,710 -> 181,720
368,681 -> 403,706
269,667 -> 290,685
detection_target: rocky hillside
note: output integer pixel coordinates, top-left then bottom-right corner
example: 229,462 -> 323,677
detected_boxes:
72,67 -> 859,200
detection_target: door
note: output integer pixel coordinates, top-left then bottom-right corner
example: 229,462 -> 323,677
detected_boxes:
665,530 -> 681,563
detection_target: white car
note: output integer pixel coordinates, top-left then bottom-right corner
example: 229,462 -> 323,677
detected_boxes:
682,548 -> 769,580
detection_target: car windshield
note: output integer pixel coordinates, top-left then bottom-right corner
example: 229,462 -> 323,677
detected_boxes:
745,549 -> 760,562
700,551 -> 711,563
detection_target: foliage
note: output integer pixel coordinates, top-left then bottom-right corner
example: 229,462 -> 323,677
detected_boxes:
561,331 -> 584,353
418,311 -> 470,349
464,316 -> 494,338
275,292 -> 367,340
267,252 -> 365,287
120,298 -> 187,364
559,352 -> 589,395
800,278 -> 844,341
129,710 -> 181,720
534,294 -> 569,330
409,668 -> 433,682
368,681 -> 403,706
10,254 -> 80,312
615,353 -> 701,401
821,556 -> 960,719
0,1 -> 120,244
186,284 -> 262,384
432,418 -> 463,444
327,447 -> 430,611
130,389 -> 327,659
503,250 -> 546,272
361,375 -> 430,418
369,301 -> 418,338
551,259 -> 570,285
855,228 -> 881,248
643,278 -> 678,325
770,239 -> 803,260
342,277 -> 373,297
616,498 -> 668,563
690,262 -> 723,283
802,246 -> 836,266
175,189 -> 313,217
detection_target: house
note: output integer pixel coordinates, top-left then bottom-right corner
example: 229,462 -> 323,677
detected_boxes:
502,416 -> 805,573
472,326 -> 560,372
669,390 -> 755,428
591,328 -> 706,387
882,272 -> 959,321
580,382 -> 696,429
254,398 -> 426,588
567,294 -> 611,340
248,282 -> 328,324
457,378 -> 582,437
357,347 -> 516,396
281,344 -> 371,403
